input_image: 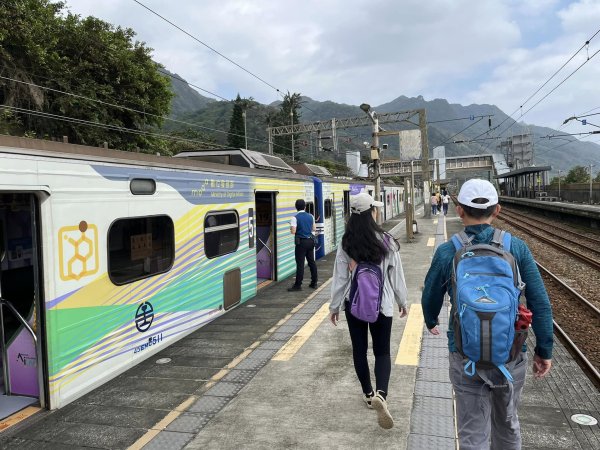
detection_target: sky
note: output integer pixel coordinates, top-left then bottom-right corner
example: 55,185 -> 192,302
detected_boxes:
65,0 -> 600,137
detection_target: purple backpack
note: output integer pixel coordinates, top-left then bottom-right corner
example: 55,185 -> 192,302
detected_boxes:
349,262 -> 384,323
348,235 -> 390,323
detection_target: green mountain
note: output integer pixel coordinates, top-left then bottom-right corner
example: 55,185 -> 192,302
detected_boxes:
164,69 -> 216,117
166,80 -> 600,173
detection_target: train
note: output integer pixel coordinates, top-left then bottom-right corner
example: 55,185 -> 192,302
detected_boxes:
0,136 -> 421,414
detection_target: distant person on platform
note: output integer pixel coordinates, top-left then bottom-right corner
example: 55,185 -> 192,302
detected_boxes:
421,179 -> 553,450
288,199 -> 318,291
441,190 -> 450,216
430,193 -> 438,215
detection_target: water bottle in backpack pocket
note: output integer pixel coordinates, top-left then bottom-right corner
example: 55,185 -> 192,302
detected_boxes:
451,229 -> 525,383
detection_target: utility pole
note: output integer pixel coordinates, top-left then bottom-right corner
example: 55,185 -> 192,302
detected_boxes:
419,109 -> 432,218
558,169 -> 562,200
290,110 -> 295,162
360,103 -> 382,224
590,164 -> 594,204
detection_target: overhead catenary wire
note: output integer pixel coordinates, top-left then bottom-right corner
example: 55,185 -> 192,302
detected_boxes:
493,27 -> 600,136
132,1 -> 323,116
132,0 -> 284,97
498,46 -> 600,137
0,74 -> 298,155
157,68 -> 231,102
0,104 -> 226,148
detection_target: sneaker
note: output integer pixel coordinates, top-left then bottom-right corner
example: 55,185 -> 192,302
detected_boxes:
363,392 -> 374,409
371,392 -> 393,429
309,282 -> 318,289
287,285 -> 302,292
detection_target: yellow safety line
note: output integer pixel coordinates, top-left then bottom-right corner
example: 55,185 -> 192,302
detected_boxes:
128,395 -> 197,450
129,278 -> 333,448
427,237 -> 435,247
395,304 -> 424,366
0,406 -> 41,432
273,303 -> 330,361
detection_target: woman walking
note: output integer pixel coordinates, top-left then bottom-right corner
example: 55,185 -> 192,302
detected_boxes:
329,192 -> 408,429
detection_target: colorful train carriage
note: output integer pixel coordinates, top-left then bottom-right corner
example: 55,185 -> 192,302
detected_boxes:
0,137 -> 320,414
0,137 -> 407,417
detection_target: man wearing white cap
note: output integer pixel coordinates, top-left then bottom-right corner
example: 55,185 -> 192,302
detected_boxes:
421,179 -> 553,450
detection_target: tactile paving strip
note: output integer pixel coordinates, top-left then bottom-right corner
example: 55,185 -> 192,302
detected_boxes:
166,413 -> 211,433
222,369 -> 257,384
187,395 -> 230,415
407,434 -> 456,450
142,430 -> 194,450
203,382 -> 244,398
420,346 -> 448,359
416,368 -> 450,383
410,413 -> 456,438
412,396 -> 454,417
414,380 -> 453,399
246,349 -> 277,360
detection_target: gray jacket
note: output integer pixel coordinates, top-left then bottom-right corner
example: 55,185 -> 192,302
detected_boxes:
330,235 -> 408,316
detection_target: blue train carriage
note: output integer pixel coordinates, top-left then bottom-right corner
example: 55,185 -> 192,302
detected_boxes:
313,177 -> 350,259
0,137 -> 314,413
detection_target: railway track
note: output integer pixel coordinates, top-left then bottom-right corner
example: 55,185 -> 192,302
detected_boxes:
536,262 -> 600,386
501,208 -> 600,257
497,212 -> 600,271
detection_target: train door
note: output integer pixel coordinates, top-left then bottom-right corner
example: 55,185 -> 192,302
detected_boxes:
0,193 -> 45,420
255,192 -> 277,286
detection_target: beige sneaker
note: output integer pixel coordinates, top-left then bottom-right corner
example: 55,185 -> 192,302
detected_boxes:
371,392 -> 394,429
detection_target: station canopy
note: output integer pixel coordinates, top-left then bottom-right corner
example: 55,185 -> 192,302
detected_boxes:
494,165 -> 552,179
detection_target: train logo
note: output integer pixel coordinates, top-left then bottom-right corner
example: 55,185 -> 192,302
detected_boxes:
135,302 -> 154,332
58,221 -> 99,281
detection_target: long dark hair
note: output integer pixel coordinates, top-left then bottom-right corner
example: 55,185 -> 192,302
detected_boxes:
342,207 -> 393,263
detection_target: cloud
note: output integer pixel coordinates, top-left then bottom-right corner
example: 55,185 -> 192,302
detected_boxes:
64,0 -> 600,132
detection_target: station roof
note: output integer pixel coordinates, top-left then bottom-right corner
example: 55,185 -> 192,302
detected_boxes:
494,165 -> 552,179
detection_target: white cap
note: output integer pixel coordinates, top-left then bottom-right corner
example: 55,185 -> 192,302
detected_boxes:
457,179 -> 499,209
350,192 -> 384,214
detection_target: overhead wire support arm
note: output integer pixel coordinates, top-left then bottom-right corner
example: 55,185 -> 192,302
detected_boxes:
267,110 -> 421,137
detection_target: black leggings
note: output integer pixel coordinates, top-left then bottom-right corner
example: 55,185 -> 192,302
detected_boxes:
344,306 -> 393,396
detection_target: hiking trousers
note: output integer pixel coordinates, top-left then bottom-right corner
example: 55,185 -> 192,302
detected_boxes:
449,351 -> 527,450
344,308 -> 393,396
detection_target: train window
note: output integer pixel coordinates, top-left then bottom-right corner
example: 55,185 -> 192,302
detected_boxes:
130,179 -> 156,195
324,199 -> 332,219
204,211 -> 239,258
108,215 -> 174,285
305,201 -> 315,216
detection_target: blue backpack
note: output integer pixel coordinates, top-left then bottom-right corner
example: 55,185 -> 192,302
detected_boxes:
348,235 -> 392,323
451,229 -> 525,382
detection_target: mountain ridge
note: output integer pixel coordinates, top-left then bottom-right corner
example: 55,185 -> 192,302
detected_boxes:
167,80 -> 599,173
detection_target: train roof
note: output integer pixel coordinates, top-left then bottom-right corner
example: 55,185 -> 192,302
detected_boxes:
0,136 -> 311,181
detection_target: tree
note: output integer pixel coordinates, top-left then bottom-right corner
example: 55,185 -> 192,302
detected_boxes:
595,171 -> 600,183
0,0 -> 173,150
268,92 -> 304,157
228,94 -> 246,148
564,165 -> 590,184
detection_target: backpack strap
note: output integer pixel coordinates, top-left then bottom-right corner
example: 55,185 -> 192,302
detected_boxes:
451,231 -> 473,250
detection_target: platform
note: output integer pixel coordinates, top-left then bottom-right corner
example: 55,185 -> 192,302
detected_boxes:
0,206 -> 599,449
